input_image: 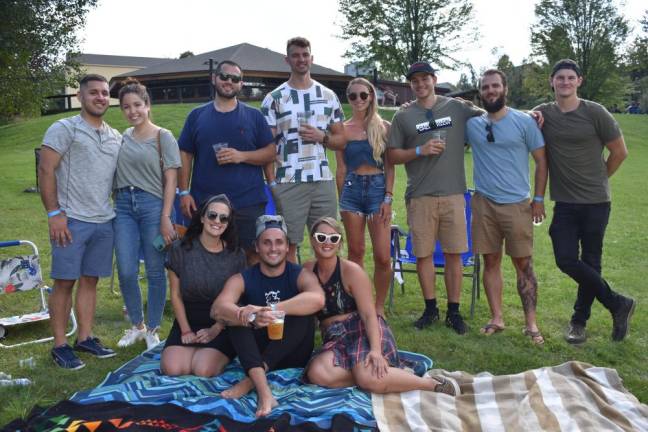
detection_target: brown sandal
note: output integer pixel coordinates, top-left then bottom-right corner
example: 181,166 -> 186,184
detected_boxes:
523,328 -> 545,345
480,323 -> 505,335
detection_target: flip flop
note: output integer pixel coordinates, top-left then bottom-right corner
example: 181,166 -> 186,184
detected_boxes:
523,328 -> 545,345
480,323 -> 505,335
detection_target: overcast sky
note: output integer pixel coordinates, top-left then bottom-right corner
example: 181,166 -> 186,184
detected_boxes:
79,0 -> 646,84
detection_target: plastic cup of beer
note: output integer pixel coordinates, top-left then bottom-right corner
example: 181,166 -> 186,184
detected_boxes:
268,310 -> 286,340
432,130 -> 447,143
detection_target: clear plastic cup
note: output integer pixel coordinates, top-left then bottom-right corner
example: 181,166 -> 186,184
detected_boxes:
267,310 -> 285,340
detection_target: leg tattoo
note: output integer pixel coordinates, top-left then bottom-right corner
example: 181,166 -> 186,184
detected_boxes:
517,260 -> 538,314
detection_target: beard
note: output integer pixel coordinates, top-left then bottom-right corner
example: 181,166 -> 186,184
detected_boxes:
215,85 -> 239,99
483,93 -> 506,113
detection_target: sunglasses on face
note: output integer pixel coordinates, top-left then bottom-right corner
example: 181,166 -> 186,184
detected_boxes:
485,123 -> 495,143
347,92 -> 369,101
205,211 -> 230,224
218,73 -> 242,83
313,232 -> 342,244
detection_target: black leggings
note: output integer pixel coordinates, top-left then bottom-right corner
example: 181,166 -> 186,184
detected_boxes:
228,315 -> 315,374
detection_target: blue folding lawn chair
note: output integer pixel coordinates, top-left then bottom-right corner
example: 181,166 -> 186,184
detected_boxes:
0,240 -> 77,348
389,190 -> 481,318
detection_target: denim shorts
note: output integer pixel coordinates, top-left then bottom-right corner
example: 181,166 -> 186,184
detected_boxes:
50,217 -> 114,280
339,172 -> 385,216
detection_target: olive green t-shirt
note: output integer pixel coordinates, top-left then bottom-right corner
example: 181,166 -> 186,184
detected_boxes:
387,96 -> 482,200
534,99 -> 621,203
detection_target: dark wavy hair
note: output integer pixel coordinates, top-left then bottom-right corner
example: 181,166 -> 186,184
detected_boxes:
181,194 -> 239,251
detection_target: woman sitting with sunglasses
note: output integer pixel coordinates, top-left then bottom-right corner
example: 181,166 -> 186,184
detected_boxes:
161,194 -> 247,377
304,217 -> 460,396
336,77 -> 394,316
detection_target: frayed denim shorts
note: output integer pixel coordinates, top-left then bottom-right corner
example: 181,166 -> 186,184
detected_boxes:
339,172 -> 385,217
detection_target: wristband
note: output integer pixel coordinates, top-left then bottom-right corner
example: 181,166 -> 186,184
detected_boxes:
268,180 -> 277,188
415,146 -> 421,156
383,195 -> 393,205
179,190 -> 190,197
47,209 -> 62,218
533,196 -> 544,203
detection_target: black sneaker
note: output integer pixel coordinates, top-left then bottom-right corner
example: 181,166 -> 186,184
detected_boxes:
445,312 -> 468,335
414,309 -> 439,330
565,322 -> 587,344
611,296 -> 636,341
74,337 -> 116,358
51,344 -> 85,370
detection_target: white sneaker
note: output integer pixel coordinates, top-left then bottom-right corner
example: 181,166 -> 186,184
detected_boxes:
117,326 -> 146,347
145,329 -> 160,350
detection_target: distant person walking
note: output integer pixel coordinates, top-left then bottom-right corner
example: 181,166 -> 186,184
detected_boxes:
533,59 -> 635,344
39,74 -> 120,369
113,78 -> 181,351
261,37 -> 346,263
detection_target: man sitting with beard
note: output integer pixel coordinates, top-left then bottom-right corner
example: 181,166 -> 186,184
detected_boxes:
212,215 -> 324,418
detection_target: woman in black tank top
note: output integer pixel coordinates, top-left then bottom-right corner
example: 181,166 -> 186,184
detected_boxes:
303,217 -> 460,396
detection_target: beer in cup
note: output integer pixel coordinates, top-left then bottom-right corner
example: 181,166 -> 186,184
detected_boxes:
268,310 -> 286,340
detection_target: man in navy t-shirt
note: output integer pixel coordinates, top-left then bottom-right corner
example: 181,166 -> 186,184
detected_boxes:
213,215 -> 324,417
178,60 -> 275,258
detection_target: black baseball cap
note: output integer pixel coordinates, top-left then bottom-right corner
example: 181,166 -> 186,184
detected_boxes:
551,59 -> 582,77
406,61 -> 436,80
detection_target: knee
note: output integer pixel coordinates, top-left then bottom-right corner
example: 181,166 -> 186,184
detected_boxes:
161,359 -> 189,376
373,252 -> 391,271
193,363 -> 220,378
348,243 -> 366,263
554,255 -> 577,274
355,371 -> 386,393
307,362 -> 333,387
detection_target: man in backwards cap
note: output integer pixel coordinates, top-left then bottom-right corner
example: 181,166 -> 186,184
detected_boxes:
213,215 -> 324,417
533,59 -> 634,344
387,61 -> 483,334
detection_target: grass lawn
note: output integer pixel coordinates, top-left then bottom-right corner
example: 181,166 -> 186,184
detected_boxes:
0,102 -> 646,425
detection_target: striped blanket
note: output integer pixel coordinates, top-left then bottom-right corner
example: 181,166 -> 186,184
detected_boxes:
372,361 -> 648,432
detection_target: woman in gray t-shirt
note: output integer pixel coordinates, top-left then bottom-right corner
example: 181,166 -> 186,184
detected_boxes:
113,78 -> 181,351
160,194 -> 247,377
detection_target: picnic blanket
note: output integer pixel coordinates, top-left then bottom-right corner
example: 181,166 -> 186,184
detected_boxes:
68,344 -> 432,430
372,361 -> 648,432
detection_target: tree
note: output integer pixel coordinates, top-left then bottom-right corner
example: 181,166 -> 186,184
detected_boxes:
530,0 -> 630,104
179,51 -> 195,59
0,0 -> 97,122
338,0 -> 477,80
626,11 -> 648,82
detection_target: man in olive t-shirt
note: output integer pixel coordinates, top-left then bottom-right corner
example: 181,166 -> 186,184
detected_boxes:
387,61 -> 482,334
534,59 -> 635,344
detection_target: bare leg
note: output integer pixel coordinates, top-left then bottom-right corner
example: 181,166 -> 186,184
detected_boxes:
190,348 -> 230,377
341,211 -> 367,268
368,215 -> 392,316
75,275 -> 98,341
221,377 -> 255,399
443,253 -> 462,303
49,279 -> 75,346
287,244 -> 298,264
511,256 -> 541,341
352,362 -> 441,394
248,367 -> 278,418
416,256 -> 436,299
161,346 -> 198,376
306,351 -> 355,388
482,252 -> 505,331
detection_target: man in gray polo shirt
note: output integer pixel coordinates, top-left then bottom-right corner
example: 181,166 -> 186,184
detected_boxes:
39,74 -> 121,369
534,59 -> 635,344
388,62 -> 483,334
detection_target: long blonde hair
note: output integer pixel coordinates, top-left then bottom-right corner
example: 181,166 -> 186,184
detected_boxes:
347,78 -> 386,163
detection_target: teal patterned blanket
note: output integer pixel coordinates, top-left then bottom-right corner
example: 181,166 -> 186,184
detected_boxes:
70,345 -> 432,429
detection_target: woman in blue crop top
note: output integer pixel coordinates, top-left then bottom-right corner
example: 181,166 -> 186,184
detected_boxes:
336,77 -> 395,317
304,217 -> 460,396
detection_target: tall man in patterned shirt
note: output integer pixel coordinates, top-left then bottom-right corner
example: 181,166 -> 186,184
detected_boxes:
534,59 -> 635,344
261,37 -> 346,262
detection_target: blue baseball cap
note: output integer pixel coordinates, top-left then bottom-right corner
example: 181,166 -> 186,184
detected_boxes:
406,61 -> 436,80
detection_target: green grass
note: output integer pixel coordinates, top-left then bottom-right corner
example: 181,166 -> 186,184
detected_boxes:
0,103 -> 646,425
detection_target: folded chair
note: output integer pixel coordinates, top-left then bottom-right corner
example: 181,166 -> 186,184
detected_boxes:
0,240 -> 77,348
389,191 -> 481,318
